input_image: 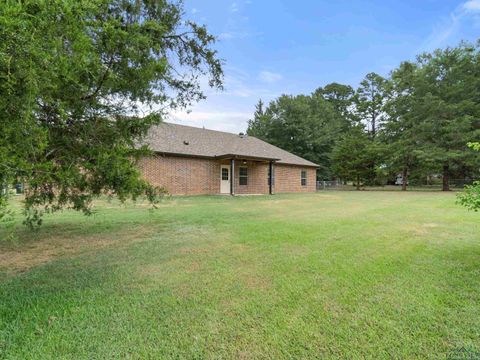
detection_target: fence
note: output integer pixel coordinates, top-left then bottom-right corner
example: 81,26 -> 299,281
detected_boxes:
316,180 -> 342,190
316,178 -> 478,191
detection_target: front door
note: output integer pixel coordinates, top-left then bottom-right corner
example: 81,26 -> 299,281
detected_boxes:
220,165 -> 231,194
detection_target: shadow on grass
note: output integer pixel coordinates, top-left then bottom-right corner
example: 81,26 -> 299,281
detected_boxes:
0,223 -> 219,358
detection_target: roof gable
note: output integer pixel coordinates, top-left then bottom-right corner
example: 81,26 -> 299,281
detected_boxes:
142,123 -> 319,167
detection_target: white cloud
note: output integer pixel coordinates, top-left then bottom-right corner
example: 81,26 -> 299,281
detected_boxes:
170,110 -> 251,133
219,31 -> 263,41
219,32 -> 234,40
258,71 -> 283,83
218,1 -> 261,42
463,0 -> 480,12
221,67 -> 280,98
191,8 -> 198,14
421,0 -> 480,51
218,32 -> 248,40
165,65 -> 283,133
135,62 -> 285,135
230,2 -> 239,12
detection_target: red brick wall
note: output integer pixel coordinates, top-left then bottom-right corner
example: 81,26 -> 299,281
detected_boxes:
137,155 -> 316,195
138,155 -> 219,195
274,164 -> 316,193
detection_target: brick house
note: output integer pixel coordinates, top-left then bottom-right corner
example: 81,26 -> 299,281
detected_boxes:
138,123 -> 318,195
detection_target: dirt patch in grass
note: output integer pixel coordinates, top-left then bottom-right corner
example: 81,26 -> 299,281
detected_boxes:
281,244 -> 311,258
422,223 -> 440,228
0,226 -> 154,275
412,223 -> 441,236
240,272 -> 271,290
137,239 -> 228,285
178,241 -> 225,255
141,258 -> 203,277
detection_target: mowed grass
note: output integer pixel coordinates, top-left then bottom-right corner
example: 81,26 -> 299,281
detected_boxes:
0,192 -> 479,359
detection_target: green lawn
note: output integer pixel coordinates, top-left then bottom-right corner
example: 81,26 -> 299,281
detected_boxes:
1,192 -> 479,359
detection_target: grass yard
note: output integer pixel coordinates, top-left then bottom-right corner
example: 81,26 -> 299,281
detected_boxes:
0,192 -> 479,359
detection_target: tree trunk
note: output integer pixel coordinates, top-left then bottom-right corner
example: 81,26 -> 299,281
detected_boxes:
442,164 -> 450,191
356,175 -> 360,190
371,114 -> 376,138
402,167 -> 408,191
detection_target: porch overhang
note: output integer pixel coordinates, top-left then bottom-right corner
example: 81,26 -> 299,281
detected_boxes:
215,154 -> 278,196
214,154 -> 280,163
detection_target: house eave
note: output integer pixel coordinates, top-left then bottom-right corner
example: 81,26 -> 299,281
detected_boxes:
151,151 -> 319,167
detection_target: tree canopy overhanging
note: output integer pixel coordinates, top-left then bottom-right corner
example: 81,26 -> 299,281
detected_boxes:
0,0 -> 223,226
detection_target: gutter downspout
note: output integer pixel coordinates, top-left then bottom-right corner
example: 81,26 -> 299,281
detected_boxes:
269,161 -> 274,195
230,159 -> 235,196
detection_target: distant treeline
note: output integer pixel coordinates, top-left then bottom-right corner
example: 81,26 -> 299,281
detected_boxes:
247,40 -> 480,191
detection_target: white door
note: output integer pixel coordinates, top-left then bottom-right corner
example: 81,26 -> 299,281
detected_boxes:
220,165 -> 231,194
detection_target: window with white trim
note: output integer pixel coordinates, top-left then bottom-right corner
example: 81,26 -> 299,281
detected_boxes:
301,170 -> 307,186
239,167 -> 248,185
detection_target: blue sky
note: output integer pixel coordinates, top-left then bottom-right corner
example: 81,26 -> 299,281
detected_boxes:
170,0 -> 480,133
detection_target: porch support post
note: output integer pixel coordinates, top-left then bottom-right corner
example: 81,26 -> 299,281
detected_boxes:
230,158 -> 235,196
269,161 -> 274,195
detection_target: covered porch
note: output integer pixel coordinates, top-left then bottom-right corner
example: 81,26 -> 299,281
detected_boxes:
215,154 -> 279,195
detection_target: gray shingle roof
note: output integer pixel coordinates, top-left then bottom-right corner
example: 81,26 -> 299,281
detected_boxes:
142,122 -> 319,167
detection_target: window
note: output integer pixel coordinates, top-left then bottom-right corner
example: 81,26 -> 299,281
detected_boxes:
301,170 -> 307,186
222,168 -> 229,181
239,167 -> 248,185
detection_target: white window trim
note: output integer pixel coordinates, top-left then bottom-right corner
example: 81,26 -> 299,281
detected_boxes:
239,166 -> 248,186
